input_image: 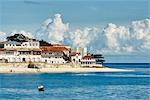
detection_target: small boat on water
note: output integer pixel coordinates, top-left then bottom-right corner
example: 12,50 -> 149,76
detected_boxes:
38,85 -> 44,91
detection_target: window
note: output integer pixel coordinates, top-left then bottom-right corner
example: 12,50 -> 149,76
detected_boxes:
16,44 -> 21,46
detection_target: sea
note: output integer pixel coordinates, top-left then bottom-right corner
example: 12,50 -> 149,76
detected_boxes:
0,63 -> 150,100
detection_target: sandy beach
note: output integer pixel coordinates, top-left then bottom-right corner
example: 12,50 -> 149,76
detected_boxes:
0,63 -> 134,73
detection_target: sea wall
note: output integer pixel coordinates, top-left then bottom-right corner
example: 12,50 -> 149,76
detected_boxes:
0,62 -> 80,68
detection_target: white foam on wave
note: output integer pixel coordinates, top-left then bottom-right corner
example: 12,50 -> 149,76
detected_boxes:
72,73 -> 97,76
1,88 -> 37,94
102,74 -> 150,78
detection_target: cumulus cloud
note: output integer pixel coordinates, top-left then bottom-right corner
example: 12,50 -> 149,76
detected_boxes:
130,19 -> 150,50
97,18 -> 150,54
11,30 -> 33,38
48,14 -> 69,43
69,27 -> 99,47
36,14 -> 69,43
0,31 -> 6,42
36,14 -> 150,55
103,23 -> 130,49
35,18 -> 52,40
66,18 -> 149,55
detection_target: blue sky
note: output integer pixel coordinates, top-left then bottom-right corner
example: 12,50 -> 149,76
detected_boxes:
0,0 -> 150,63
0,0 -> 149,32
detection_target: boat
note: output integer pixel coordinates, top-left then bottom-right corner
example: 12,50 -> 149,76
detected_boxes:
38,85 -> 44,91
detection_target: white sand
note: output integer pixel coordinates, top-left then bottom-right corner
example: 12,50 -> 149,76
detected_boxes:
0,67 -> 134,74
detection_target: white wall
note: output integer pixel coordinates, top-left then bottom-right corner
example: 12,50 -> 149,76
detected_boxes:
4,41 -> 39,49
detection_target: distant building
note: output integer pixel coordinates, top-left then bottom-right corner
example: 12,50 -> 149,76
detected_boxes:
92,54 -> 105,64
76,47 -> 87,57
40,46 -> 70,64
0,40 -> 41,63
80,56 -> 97,67
0,34 -> 105,67
0,40 -> 39,49
51,44 -> 71,50
69,51 -> 82,63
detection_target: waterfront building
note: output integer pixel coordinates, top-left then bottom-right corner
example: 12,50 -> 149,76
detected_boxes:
80,55 -> 97,67
0,40 -> 42,63
40,46 -> 69,64
92,54 -> 105,64
52,44 -> 71,50
69,51 -> 82,63
76,47 -> 87,57
0,34 -> 105,66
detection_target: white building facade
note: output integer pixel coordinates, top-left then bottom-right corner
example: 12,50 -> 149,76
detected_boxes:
80,56 -> 97,67
0,41 -> 42,63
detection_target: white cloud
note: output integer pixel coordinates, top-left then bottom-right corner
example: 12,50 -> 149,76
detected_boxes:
48,14 -> 69,43
36,14 -> 69,43
130,19 -> 150,51
103,23 -> 130,49
131,18 -> 150,40
0,31 -> 6,42
36,14 -> 150,55
11,30 -> 33,38
41,18 -> 52,30
69,27 -> 99,47
97,18 -> 150,54
35,18 -> 52,41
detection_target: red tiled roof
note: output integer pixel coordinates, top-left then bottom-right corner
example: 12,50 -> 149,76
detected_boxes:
51,44 -> 70,48
40,46 -> 69,52
82,56 -> 94,59
69,52 -> 77,56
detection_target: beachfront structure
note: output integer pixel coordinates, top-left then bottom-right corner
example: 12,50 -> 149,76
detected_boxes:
92,54 -> 105,64
80,56 -> 97,67
0,40 -> 41,62
0,34 -> 71,64
0,40 -> 70,64
69,51 -> 82,63
40,46 -> 69,64
76,47 -> 87,57
0,42 -> 41,62
52,44 -> 71,50
0,34 -> 105,67
0,45 -> 69,64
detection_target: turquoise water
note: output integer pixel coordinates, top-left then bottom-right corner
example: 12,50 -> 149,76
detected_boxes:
0,63 -> 150,100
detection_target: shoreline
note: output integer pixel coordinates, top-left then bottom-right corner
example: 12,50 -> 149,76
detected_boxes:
0,62 -> 134,74
0,65 -> 134,74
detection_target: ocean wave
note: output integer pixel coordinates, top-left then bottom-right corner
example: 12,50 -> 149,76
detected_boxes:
1,88 -> 37,94
72,73 -> 97,76
102,74 -> 150,78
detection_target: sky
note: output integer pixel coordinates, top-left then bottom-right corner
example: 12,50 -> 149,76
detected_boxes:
0,0 -> 150,63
